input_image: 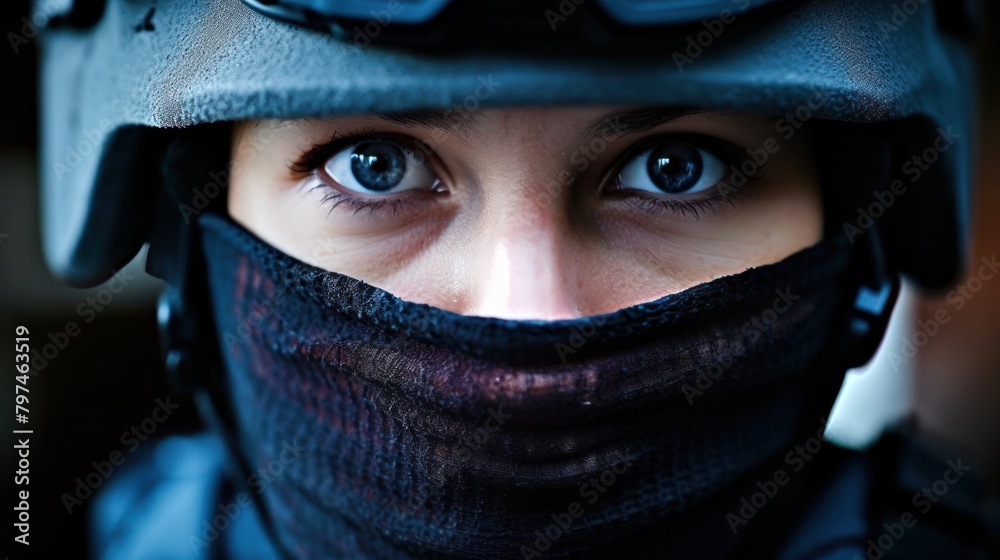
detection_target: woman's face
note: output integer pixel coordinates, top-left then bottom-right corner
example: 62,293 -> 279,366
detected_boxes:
229,107 -> 822,320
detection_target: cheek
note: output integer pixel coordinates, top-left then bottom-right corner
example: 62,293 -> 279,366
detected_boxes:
730,152 -> 825,264
585,173 -> 823,311
600,193 -> 820,254
229,171 -> 459,287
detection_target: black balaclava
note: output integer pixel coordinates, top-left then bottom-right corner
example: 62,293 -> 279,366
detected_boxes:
196,207 -> 870,559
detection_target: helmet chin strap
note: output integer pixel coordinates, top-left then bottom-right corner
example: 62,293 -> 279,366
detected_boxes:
839,223 -> 900,371
800,221 -> 900,448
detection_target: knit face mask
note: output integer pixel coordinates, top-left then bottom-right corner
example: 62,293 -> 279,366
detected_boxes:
199,212 -> 854,559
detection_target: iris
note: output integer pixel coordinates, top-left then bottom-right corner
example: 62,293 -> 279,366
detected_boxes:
646,142 -> 702,194
350,142 -> 407,191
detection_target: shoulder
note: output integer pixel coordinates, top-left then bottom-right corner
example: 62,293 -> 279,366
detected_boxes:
777,427 -> 1000,560
89,430 -> 281,560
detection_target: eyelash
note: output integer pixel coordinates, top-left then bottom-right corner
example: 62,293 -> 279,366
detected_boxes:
611,175 -> 753,220
292,128 -> 436,217
290,131 -> 764,220
310,186 -> 413,218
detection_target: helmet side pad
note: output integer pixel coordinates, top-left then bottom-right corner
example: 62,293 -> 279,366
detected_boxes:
813,117 -> 963,291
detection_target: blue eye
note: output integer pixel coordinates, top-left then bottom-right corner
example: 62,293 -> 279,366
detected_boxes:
615,141 -> 727,196
325,140 -> 438,194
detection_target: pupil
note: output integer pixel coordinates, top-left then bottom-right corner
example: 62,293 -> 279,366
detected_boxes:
350,142 -> 406,191
646,143 -> 702,194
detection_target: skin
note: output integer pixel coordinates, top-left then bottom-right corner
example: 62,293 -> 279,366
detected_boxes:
228,107 -> 822,320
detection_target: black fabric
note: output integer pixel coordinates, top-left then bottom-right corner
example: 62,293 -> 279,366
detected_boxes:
199,211 -> 856,559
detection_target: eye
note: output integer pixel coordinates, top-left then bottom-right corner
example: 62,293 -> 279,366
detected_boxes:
324,140 -> 441,194
612,140 -> 728,196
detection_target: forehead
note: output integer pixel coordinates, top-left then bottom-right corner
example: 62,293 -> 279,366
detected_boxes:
262,107 -> 774,143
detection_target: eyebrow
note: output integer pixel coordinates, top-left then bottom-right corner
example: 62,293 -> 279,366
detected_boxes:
372,107 -> 707,142
583,108 -> 707,141
376,109 -> 473,139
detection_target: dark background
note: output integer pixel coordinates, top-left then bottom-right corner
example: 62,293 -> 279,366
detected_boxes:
2,5 -> 201,559
2,1 -> 998,558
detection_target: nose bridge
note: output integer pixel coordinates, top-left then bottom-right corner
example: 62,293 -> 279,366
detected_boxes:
466,180 -> 579,320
